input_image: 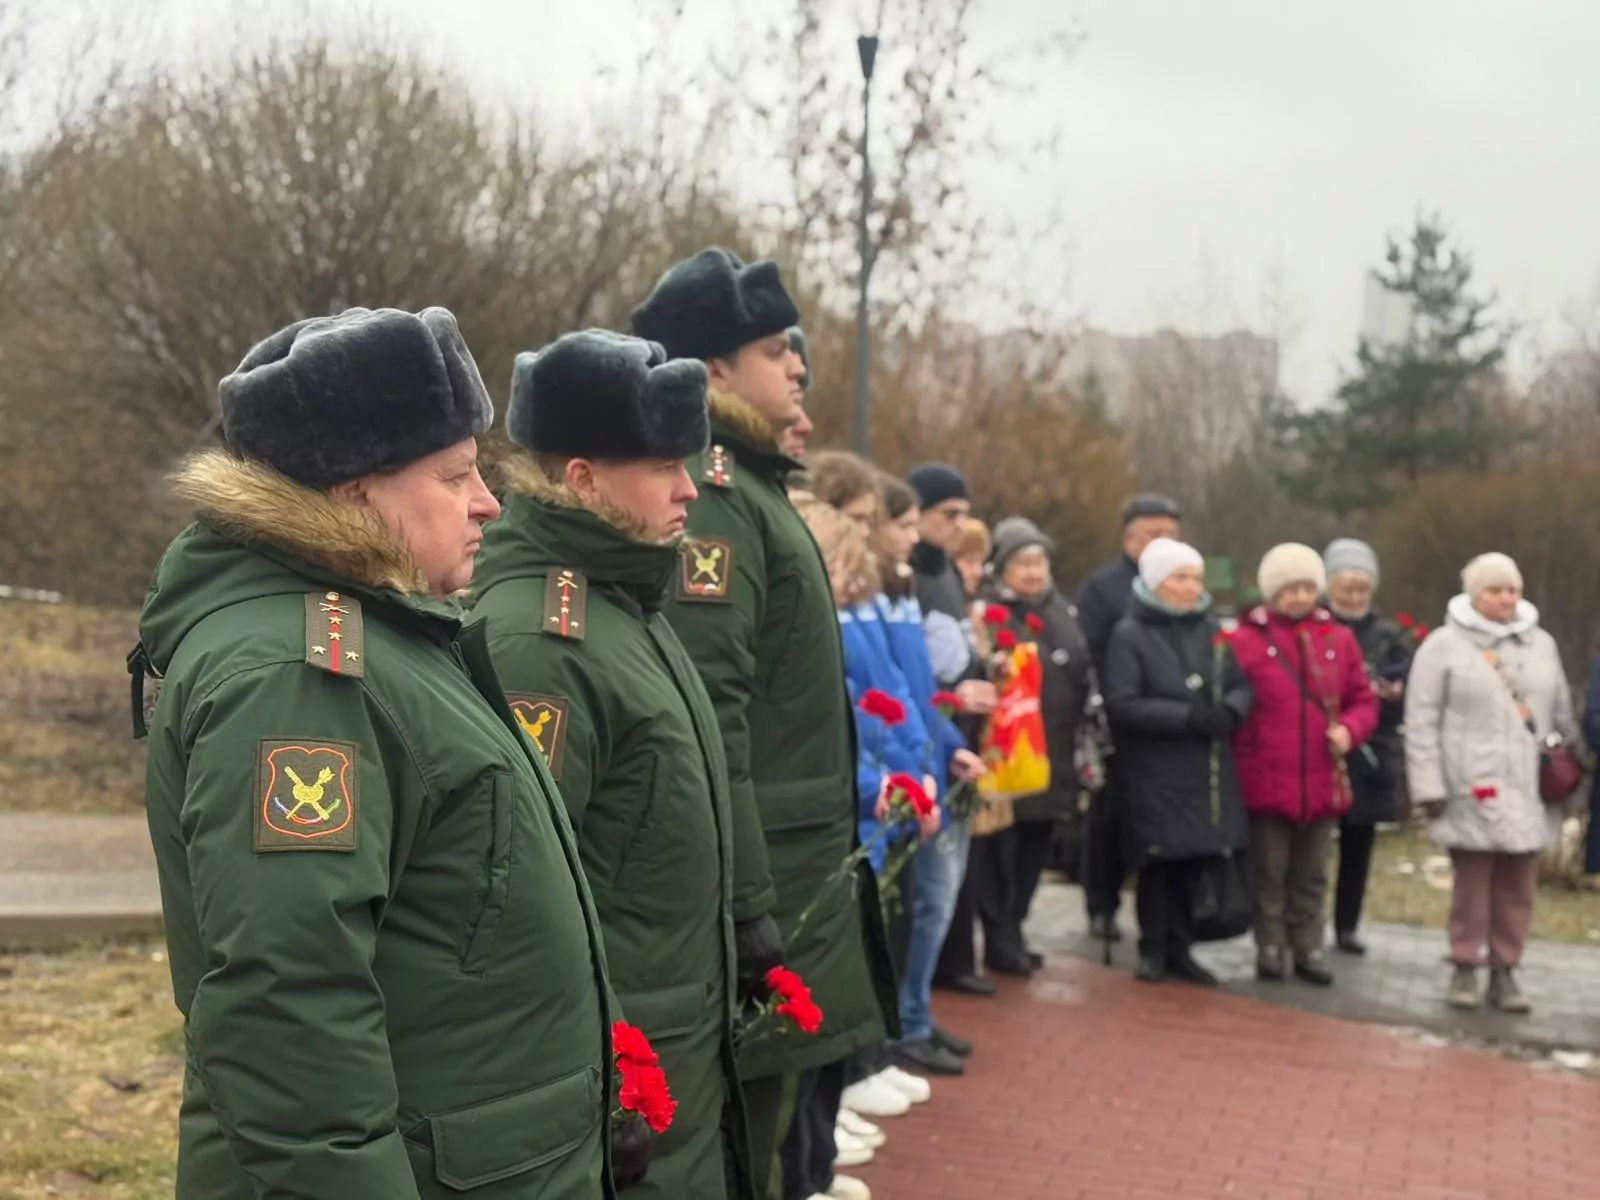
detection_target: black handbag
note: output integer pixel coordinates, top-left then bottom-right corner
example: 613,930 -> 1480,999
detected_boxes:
1189,850 -> 1252,943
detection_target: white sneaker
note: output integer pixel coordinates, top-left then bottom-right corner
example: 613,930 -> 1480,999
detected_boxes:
836,1106 -> 886,1147
828,1176 -> 872,1200
878,1064 -> 932,1105
831,1128 -> 875,1168
840,1072 -> 911,1117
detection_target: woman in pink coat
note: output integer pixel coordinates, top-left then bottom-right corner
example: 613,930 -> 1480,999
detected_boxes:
1230,543 -> 1380,986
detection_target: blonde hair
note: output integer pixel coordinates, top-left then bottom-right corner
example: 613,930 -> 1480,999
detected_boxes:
952,516 -> 991,562
796,498 -> 880,600
804,450 -> 881,514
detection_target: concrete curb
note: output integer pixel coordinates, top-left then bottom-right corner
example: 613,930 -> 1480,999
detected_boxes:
0,906 -> 163,947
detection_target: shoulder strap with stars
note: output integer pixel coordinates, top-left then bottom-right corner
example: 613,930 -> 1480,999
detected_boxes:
701,443 -> 736,489
542,569 -> 588,641
305,591 -> 365,678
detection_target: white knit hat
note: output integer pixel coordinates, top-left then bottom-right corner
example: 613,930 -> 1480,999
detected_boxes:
1139,537 -> 1204,591
1461,552 -> 1522,598
1257,542 -> 1326,603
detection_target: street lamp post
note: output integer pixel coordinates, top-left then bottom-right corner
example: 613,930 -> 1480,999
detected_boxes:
854,34 -> 878,458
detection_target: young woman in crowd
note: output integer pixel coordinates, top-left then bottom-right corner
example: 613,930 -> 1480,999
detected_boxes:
1229,543 -> 1378,986
871,475 -> 984,1075
1405,553 -> 1579,1012
976,517 -> 1097,976
1103,538 -> 1251,986
1321,539 -> 1413,955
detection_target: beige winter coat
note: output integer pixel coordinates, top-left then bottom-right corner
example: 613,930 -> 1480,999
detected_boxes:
1404,595 -> 1578,854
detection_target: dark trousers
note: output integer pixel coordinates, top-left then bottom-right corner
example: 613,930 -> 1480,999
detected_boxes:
742,1072 -> 794,1200
933,853 -> 979,982
1135,858 -> 1203,962
1334,819 -> 1377,935
1081,781 -> 1126,919
778,1058 -> 847,1200
1249,813 -> 1334,956
976,821 -> 1052,963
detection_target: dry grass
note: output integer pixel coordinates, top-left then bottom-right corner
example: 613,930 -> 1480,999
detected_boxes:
1363,824 -> 1600,945
0,603 -> 145,815
0,939 -> 179,1200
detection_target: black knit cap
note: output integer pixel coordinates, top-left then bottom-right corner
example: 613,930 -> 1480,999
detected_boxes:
219,307 -> 493,489
907,462 -> 970,510
630,247 -> 801,361
1120,493 -> 1182,526
506,329 -> 709,461
787,326 -> 811,391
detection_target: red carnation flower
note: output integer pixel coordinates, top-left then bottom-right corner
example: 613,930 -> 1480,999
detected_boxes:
983,604 -> 1010,627
886,772 -> 935,817
765,966 -> 824,1034
1396,612 -> 1415,628
611,1021 -> 676,1133
611,1021 -> 658,1067
859,688 -> 907,726
619,1061 -> 677,1133
1415,624 -> 1430,639
995,628 -> 1018,651
1025,613 -> 1046,635
1212,629 -> 1234,647
1472,785 -> 1497,802
930,689 -> 964,713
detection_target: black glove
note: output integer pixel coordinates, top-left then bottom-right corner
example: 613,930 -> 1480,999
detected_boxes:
1186,701 -> 1237,738
611,1113 -> 652,1191
733,914 -> 785,1002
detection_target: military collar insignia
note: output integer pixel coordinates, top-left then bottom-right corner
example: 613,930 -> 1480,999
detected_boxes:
678,537 -> 734,603
508,693 -> 570,779
254,739 -> 360,852
305,591 -> 365,677
542,569 -> 589,640
703,444 -> 736,489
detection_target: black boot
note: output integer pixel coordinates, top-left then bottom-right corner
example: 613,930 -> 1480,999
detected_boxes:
1135,953 -> 1167,983
983,947 -> 1033,977
1256,945 -> 1286,982
1089,914 -> 1123,942
931,1024 -> 973,1057
890,1038 -> 964,1076
1293,951 -> 1334,987
1168,947 -> 1219,987
1334,930 -> 1367,956
937,973 -> 997,996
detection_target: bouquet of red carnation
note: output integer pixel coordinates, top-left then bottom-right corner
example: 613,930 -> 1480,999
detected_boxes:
1393,612 -> 1430,648
859,688 -> 907,726
742,965 -> 825,1040
931,689 -> 964,715
611,1021 -> 676,1134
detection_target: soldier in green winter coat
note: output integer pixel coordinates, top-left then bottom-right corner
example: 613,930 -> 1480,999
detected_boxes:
631,250 -> 899,1191
472,330 -> 753,1199
133,308 -> 642,1199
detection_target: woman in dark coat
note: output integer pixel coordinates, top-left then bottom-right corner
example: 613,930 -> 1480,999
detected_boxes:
1323,539 -> 1413,955
1104,538 -> 1251,985
975,517 -> 1098,976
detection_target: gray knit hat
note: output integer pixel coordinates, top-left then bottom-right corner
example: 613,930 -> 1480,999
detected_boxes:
991,516 -> 1055,571
1323,538 -> 1379,587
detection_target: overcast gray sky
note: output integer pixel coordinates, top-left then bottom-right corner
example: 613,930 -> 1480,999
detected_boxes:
156,0 -> 1600,402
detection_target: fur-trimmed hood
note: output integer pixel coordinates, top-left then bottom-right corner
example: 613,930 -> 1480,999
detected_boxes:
140,451 -> 448,673
475,457 -> 678,606
709,388 -> 788,459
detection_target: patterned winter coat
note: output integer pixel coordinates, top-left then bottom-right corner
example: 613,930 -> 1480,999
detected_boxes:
1404,595 -> 1578,854
1229,606 -> 1380,824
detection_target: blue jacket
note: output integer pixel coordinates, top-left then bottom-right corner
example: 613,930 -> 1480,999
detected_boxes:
1584,652 -> 1600,875
840,602 -> 930,871
875,593 -> 967,790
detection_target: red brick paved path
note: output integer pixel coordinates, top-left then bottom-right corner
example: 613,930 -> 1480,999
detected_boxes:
855,957 -> 1600,1200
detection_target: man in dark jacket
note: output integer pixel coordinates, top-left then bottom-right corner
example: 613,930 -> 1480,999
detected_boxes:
136,309 -> 624,1198
1075,493 -> 1181,939
633,249 -> 898,1197
474,331 -> 751,1199
907,464 -> 999,997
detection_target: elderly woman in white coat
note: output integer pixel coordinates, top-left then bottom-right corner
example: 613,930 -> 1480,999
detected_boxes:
1404,553 -> 1579,1013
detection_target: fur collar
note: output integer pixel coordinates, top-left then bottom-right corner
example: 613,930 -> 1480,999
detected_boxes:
499,455 -> 659,545
1446,592 -> 1540,641
172,451 -> 429,594
709,388 -> 784,455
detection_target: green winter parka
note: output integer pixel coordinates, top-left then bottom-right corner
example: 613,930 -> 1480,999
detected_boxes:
662,392 -> 898,1081
136,452 -> 614,1200
471,474 -> 751,1200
